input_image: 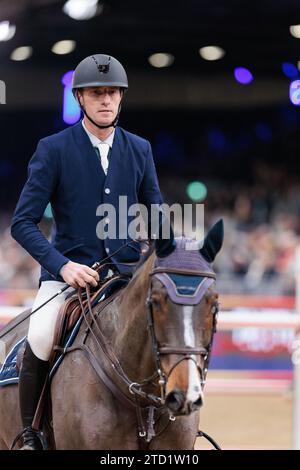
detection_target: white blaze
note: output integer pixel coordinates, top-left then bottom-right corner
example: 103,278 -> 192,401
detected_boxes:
183,306 -> 202,403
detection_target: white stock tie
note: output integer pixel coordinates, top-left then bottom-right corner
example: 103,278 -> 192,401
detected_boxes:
97,142 -> 110,175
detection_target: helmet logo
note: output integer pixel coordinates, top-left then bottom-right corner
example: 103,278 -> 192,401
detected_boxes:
92,55 -> 110,74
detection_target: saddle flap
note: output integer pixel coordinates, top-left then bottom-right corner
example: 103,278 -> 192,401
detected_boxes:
52,274 -> 131,363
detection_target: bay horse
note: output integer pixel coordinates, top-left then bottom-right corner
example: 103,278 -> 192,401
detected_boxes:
0,219 -> 223,450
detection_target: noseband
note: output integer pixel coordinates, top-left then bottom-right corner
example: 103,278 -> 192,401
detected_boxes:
146,266 -> 219,404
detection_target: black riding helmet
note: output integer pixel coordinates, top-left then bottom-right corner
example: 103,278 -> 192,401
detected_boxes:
72,54 -> 128,129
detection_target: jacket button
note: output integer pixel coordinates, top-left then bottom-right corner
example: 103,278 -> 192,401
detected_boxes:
105,247 -> 110,254
104,188 -> 110,194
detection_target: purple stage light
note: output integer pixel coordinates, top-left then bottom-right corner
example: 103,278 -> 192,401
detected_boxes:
61,71 -> 81,125
282,62 -> 298,78
234,67 -> 253,85
290,80 -> 300,105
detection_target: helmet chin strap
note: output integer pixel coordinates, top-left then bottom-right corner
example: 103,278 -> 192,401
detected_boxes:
82,106 -> 121,129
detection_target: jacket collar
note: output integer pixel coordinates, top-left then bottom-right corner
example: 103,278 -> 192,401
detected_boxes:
81,119 -> 115,148
72,120 -> 120,149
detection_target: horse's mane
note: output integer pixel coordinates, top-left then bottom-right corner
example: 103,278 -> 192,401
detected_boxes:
132,241 -> 155,273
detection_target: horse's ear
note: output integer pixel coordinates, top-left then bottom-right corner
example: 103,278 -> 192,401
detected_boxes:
200,219 -> 224,262
154,212 -> 176,258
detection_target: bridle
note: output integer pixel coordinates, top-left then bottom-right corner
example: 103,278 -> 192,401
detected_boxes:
146,265 -> 219,404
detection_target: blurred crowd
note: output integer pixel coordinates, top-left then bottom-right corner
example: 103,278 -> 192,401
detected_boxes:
0,213 -> 42,289
202,164 -> 300,294
1,167 -> 300,294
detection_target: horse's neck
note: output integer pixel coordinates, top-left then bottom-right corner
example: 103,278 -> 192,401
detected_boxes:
111,254 -> 156,381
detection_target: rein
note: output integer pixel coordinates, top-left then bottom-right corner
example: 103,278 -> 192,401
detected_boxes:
55,279 -> 167,445
57,281 -> 164,406
0,238 -> 148,341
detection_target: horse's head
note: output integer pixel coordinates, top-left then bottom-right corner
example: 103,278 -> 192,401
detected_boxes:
147,219 -> 223,416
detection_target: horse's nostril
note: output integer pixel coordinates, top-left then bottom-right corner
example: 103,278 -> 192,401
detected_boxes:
193,394 -> 203,408
165,390 -> 185,412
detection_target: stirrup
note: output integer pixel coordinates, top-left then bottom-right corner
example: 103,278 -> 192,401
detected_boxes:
10,426 -> 46,450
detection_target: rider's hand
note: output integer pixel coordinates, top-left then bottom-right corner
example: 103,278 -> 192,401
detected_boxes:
60,261 -> 100,289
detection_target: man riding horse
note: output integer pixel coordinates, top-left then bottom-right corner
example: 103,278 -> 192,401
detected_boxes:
10,54 -> 163,450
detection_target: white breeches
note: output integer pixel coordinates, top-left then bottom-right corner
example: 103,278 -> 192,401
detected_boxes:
27,281 -> 73,361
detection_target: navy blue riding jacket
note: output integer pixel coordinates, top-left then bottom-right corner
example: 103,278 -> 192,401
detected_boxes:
10,121 -> 163,286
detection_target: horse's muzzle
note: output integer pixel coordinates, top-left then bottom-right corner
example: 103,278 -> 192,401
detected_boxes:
165,389 -> 204,415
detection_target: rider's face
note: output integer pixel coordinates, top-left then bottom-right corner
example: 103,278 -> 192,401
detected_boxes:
78,86 -> 122,127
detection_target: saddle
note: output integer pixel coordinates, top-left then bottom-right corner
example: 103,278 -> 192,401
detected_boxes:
15,271 -> 131,373
52,271 -> 132,363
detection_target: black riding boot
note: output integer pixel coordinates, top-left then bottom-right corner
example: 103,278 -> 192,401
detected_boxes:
18,341 -> 49,450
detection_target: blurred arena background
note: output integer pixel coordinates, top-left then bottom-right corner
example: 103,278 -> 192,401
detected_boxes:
1,0 -> 300,450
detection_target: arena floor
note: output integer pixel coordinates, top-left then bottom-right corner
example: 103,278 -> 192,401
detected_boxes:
195,371 -> 293,450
